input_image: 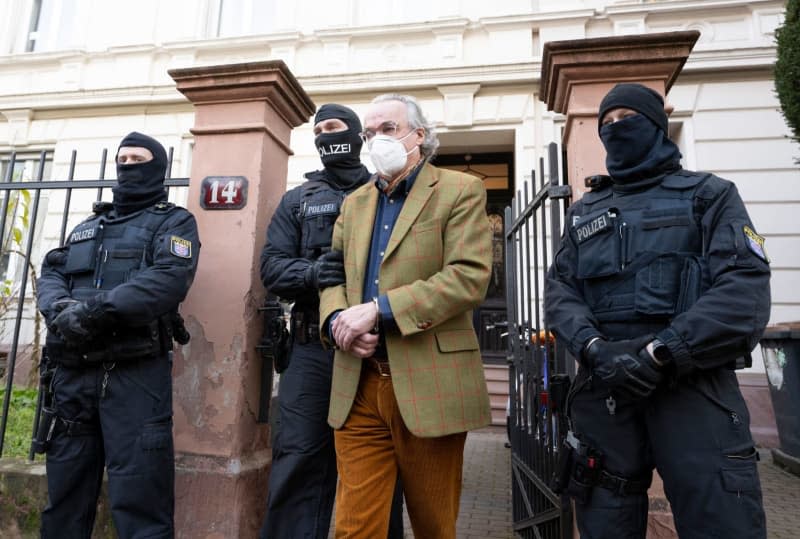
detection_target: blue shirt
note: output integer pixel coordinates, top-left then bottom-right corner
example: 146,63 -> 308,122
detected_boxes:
327,164 -> 422,343
363,165 -> 421,328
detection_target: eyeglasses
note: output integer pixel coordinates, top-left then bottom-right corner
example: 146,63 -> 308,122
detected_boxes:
359,121 -> 403,143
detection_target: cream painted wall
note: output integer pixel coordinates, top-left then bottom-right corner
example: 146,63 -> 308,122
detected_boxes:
0,0 -> 797,335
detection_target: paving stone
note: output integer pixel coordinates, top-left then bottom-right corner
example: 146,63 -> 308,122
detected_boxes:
330,431 -> 800,538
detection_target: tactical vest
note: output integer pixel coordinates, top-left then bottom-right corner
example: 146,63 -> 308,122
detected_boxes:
47,203 -> 178,364
570,170 -> 711,333
298,179 -> 346,260
291,179 -> 348,318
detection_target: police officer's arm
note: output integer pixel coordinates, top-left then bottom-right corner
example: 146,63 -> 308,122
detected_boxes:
37,246 -> 74,323
544,204 -> 605,360
655,178 -> 771,375
259,188 -> 315,302
90,210 -> 200,325
319,205 -> 348,349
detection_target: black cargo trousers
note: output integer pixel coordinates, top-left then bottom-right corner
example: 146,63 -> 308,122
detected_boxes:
568,364 -> 766,539
41,353 -> 174,539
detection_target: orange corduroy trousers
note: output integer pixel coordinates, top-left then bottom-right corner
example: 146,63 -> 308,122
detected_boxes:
333,365 -> 468,539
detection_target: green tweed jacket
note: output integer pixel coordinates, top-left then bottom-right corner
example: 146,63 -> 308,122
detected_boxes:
320,162 -> 493,438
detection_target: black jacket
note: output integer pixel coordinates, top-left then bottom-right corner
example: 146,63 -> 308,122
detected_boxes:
38,202 -> 200,362
260,167 -> 371,312
545,169 -> 771,376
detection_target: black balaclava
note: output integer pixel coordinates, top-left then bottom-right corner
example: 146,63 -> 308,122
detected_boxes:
113,131 -> 168,215
313,104 -> 368,190
597,83 -> 682,186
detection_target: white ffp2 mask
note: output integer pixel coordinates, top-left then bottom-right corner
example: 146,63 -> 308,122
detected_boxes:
368,131 -> 417,177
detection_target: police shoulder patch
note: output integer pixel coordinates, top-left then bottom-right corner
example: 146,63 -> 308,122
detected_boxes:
743,225 -> 769,263
170,236 -> 192,259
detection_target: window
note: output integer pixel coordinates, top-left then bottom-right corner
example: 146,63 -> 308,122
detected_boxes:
355,0 -> 429,26
0,152 -> 53,183
26,0 -> 79,52
0,153 -> 52,284
216,0 -> 278,37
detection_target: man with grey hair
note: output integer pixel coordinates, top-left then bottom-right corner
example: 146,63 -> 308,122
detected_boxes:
320,94 -> 493,537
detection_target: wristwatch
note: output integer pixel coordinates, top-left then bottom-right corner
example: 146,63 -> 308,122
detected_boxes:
650,338 -> 672,367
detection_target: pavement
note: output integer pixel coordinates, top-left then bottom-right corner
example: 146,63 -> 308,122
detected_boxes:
333,427 -> 800,538
758,448 -> 800,539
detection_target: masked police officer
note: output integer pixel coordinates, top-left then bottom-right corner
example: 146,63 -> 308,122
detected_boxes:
258,104 -> 403,538
546,84 -> 770,539
37,132 -> 199,539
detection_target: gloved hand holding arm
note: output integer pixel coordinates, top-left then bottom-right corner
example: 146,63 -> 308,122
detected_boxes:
304,250 -> 345,290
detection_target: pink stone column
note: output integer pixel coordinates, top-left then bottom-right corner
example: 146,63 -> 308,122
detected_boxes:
539,32 -> 700,539
540,31 -> 700,199
168,61 -> 315,538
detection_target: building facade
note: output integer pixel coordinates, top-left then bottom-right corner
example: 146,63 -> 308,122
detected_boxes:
0,0 -> 796,375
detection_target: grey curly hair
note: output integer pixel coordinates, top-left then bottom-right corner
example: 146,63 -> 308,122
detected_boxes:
371,93 -> 440,159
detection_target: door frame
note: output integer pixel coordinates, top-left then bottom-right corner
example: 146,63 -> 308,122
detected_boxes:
432,152 -> 514,365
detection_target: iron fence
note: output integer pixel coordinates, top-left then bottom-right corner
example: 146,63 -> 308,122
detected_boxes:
0,147 -> 188,458
505,142 -> 575,538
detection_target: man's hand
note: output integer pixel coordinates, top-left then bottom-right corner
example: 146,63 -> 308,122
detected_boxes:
585,335 -> 663,398
332,302 -> 378,351
51,302 -> 100,347
305,250 -> 345,290
347,333 -> 380,359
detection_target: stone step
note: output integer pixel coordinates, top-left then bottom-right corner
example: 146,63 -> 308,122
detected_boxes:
485,364 -> 509,426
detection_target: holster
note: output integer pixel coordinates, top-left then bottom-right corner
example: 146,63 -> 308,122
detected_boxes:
553,431 -> 604,504
553,430 -> 651,503
259,298 -> 291,373
31,353 -> 56,455
31,407 -> 56,455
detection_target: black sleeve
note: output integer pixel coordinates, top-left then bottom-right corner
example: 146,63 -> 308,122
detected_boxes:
93,208 -> 200,325
544,202 -> 605,359
259,187 -> 315,301
656,177 -> 771,374
37,246 -> 74,323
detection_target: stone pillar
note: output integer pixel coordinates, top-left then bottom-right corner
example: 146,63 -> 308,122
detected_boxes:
540,31 -> 700,200
539,31 -> 700,539
168,61 -> 315,538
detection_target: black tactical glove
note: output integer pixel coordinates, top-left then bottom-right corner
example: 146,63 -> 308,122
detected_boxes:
304,250 -> 345,290
51,301 -> 103,347
584,335 -> 663,398
44,298 -> 79,325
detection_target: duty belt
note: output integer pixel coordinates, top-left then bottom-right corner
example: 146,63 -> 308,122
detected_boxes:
292,317 -> 320,344
54,416 -> 98,436
597,470 -> 651,496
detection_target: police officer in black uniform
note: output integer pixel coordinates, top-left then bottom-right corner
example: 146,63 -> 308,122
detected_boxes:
258,104 -> 403,538
37,132 -> 199,539
545,84 -> 770,539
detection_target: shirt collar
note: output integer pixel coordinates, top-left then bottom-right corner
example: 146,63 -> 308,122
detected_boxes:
373,161 -> 424,197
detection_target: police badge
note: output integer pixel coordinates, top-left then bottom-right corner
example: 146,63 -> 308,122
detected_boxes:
743,225 -> 769,263
170,236 -> 192,258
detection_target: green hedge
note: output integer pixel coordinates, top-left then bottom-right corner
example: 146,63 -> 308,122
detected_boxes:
0,387 -> 38,459
776,0 -> 800,143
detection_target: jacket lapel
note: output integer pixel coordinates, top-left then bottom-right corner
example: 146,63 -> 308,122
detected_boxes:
383,163 -> 438,262
346,183 -> 379,294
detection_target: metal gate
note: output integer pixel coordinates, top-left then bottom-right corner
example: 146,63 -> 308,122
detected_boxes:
505,142 -> 575,538
0,147 -> 188,458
